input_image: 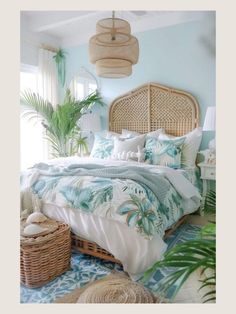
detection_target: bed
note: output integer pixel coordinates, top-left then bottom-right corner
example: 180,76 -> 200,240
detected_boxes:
20,82 -> 202,279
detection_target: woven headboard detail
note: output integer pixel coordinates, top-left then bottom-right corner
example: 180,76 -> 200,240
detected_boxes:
109,83 -> 200,136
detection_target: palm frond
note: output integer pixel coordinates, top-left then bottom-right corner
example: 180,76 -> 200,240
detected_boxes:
200,223 -> 216,238
143,233 -> 216,302
20,88 -> 104,157
20,89 -> 54,122
204,190 -> 216,214
202,289 -> 216,303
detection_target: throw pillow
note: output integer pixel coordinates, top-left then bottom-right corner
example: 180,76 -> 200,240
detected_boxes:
145,137 -> 185,168
98,130 -> 121,139
90,134 -> 114,159
147,128 -> 165,138
121,128 -> 165,139
158,127 -> 203,168
113,134 -> 146,160
121,129 -> 140,139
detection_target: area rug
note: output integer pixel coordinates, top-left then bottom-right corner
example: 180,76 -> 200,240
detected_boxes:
20,223 -> 201,303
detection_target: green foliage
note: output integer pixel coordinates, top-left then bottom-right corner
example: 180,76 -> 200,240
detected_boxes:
143,235 -> 216,302
53,49 -> 67,87
143,189 -> 216,303
20,89 -> 104,158
204,190 -> 216,214
77,134 -> 89,156
200,223 -> 215,238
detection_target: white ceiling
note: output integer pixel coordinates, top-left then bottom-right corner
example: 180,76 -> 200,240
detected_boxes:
21,10 -> 214,47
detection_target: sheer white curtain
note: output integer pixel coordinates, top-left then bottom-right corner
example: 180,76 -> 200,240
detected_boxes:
20,66 -> 45,170
37,48 -> 59,158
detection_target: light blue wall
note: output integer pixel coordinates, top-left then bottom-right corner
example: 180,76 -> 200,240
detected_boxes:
62,17 -> 215,150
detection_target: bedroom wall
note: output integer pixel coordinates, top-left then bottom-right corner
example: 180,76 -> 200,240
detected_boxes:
61,17 -> 216,150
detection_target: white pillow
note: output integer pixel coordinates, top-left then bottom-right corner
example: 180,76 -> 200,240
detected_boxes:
147,128 -> 165,138
158,127 -> 203,168
113,134 -> 146,159
121,128 -> 164,139
99,130 -> 121,139
121,129 -> 140,138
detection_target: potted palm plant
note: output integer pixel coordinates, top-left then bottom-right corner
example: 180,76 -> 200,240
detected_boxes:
144,190 -> 216,303
20,89 -> 104,157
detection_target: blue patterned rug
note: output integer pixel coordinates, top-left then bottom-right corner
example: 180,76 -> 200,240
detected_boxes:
20,223 -> 201,303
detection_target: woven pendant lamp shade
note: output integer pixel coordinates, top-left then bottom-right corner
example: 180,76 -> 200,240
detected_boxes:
89,12 -> 139,78
96,17 -> 131,35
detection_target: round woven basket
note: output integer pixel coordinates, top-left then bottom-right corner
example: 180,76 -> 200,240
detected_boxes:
77,274 -> 156,303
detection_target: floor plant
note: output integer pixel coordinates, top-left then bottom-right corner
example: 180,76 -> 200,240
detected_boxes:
144,190 -> 216,303
20,89 -> 104,158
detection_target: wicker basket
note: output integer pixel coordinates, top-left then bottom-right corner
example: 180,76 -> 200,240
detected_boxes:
20,220 -> 71,288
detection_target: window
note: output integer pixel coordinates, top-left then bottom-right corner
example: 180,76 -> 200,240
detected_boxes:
20,64 -> 45,170
71,77 -> 97,100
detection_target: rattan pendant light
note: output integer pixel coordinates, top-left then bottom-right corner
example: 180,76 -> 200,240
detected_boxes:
89,11 -> 139,78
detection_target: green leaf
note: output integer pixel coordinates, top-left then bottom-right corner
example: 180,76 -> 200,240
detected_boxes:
202,290 -> 216,300
200,223 -> 216,238
203,297 -> 216,303
204,190 -> 216,214
198,281 -> 215,291
199,275 -> 215,283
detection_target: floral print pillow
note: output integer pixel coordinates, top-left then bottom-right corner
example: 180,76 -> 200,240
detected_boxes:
145,137 -> 186,168
90,134 -> 114,159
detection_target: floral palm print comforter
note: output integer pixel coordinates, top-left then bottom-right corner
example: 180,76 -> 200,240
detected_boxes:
20,159 -> 201,240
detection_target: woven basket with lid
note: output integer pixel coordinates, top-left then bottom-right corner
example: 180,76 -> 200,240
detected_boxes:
20,219 -> 71,288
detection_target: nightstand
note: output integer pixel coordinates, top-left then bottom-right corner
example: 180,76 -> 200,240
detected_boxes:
197,162 -> 216,215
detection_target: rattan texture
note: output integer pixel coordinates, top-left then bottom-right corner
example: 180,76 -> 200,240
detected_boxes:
109,83 -> 199,136
54,272 -> 165,303
76,273 -> 156,303
71,234 -> 121,264
20,221 -> 71,288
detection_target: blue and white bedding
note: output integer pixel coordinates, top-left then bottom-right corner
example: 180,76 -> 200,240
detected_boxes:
20,157 -> 201,277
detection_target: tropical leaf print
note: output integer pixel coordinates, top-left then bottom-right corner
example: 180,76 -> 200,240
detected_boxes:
117,194 -> 162,237
90,136 -> 114,159
60,183 -> 113,212
31,177 -> 60,198
181,168 -> 202,191
145,137 -> 158,163
60,186 -> 93,211
90,185 -> 113,209
144,137 -> 185,168
21,161 -> 195,241
122,181 -> 146,198
160,189 -> 185,228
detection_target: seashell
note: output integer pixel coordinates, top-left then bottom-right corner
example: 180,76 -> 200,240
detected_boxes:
21,208 -> 32,220
26,212 -> 47,224
23,224 -> 48,236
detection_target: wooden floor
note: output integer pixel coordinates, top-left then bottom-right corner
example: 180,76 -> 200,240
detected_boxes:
173,214 -> 215,303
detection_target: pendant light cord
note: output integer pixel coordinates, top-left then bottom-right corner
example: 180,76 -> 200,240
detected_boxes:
111,10 -> 116,41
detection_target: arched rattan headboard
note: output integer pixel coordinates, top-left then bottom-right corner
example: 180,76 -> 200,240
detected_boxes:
109,83 -> 200,136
